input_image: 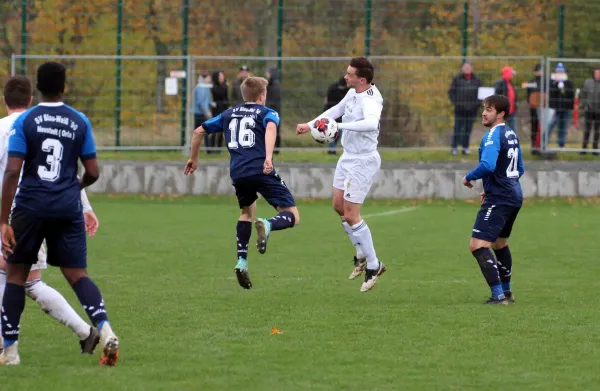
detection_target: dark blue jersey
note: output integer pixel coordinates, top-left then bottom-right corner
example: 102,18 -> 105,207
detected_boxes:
202,103 -> 280,181
8,102 -> 97,218
466,123 -> 524,206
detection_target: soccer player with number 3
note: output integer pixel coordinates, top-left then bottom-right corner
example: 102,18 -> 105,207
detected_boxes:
0,62 -> 119,366
462,94 -> 524,305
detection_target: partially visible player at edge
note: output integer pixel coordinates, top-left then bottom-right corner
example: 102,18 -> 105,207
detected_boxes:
0,62 -> 119,366
296,57 -> 385,292
0,76 -> 101,357
462,94 -> 524,305
184,76 -> 300,289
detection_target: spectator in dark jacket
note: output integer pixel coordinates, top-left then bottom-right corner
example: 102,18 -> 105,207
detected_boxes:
526,64 -> 543,153
494,66 -> 518,132
580,67 -> 600,154
448,62 -> 482,155
231,65 -> 250,106
324,76 -> 349,154
548,63 -> 574,148
207,70 -> 229,153
266,67 -> 282,153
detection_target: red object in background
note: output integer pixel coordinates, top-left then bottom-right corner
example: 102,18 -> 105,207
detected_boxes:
573,91 -> 580,128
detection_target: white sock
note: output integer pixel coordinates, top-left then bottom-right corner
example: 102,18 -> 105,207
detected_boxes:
0,270 -> 5,336
25,280 -> 91,340
341,218 -> 365,259
350,220 -> 380,270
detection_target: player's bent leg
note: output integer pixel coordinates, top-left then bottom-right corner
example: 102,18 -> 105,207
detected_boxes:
0,263 -> 31,366
256,206 -> 297,255
492,238 -> 514,302
61,268 -> 119,366
25,269 -> 99,353
256,171 -> 298,255
235,204 -> 255,289
343,201 -> 385,292
470,238 -> 507,305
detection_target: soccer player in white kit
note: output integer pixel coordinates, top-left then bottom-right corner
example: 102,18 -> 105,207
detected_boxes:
296,57 -> 385,292
0,76 -> 100,359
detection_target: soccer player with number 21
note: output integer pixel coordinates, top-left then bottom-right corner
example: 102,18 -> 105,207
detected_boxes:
462,94 -> 524,305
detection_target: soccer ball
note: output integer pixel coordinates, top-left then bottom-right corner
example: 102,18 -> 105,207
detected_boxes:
310,117 -> 339,144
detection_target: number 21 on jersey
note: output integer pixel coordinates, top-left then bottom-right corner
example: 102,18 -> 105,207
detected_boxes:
506,147 -> 519,178
228,117 -> 256,149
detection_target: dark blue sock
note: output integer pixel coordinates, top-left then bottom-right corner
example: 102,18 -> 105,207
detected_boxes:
1,283 -> 26,347
494,246 -> 513,292
268,211 -> 295,231
236,221 -> 252,259
472,248 -> 503,298
72,277 -> 108,327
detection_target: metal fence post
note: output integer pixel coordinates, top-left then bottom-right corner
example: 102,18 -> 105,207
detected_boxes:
11,54 -> 16,76
558,5 -> 565,57
365,0 -> 372,57
462,2 -> 469,62
277,0 -> 283,73
20,0 -> 27,75
181,0 -> 189,147
115,0 -> 123,147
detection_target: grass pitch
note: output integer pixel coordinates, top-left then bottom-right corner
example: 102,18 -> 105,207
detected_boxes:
3,196 -> 600,390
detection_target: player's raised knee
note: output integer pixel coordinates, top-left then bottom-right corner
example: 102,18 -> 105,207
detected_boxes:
288,207 -> 300,226
469,238 -> 491,253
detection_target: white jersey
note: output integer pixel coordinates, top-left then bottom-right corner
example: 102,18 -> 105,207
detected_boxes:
0,112 -> 22,194
316,84 -> 383,155
0,112 -> 93,213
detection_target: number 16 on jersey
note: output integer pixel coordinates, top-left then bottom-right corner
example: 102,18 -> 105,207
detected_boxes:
228,118 -> 256,149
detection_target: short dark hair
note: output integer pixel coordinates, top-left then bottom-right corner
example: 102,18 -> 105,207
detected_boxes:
3,76 -> 32,109
36,62 -> 66,98
349,57 -> 374,83
483,94 -> 510,118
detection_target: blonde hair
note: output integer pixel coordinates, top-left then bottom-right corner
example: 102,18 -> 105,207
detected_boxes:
241,76 -> 268,102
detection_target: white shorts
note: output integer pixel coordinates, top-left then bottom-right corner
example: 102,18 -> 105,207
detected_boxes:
0,241 -> 47,271
333,151 -> 381,204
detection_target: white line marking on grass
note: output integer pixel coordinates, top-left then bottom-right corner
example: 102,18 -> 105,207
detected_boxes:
362,207 -> 418,219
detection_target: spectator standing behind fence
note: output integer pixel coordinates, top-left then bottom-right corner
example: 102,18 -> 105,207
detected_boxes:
193,72 -> 213,146
494,66 -> 518,132
526,64 -> 543,154
579,67 -> 600,155
208,70 -> 229,154
231,65 -> 251,106
448,62 -> 482,155
547,63 -> 574,149
266,67 -> 282,154
324,76 -> 350,155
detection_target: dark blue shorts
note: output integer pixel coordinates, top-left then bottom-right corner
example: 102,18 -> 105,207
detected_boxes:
7,209 -> 87,269
472,204 -> 521,243
233,173 -> 296,209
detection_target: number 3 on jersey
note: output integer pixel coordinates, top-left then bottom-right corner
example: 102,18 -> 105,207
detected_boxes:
37,138 -> 64,182
228,117 -> 256,149
506,147 -> 519,178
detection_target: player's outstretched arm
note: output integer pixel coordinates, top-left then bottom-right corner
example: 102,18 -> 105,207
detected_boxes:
297,90 -> 351,134
337,99 -> 382,133
1,157 -> 23,254
184,127 -> 204,175
185,114 -> 224,175
464,131 -> 501,186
